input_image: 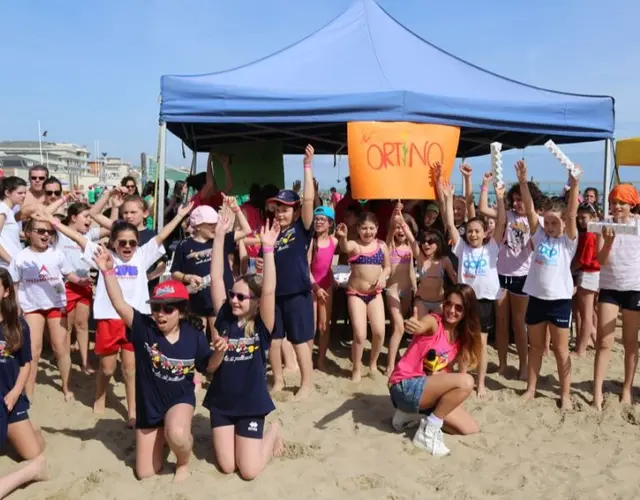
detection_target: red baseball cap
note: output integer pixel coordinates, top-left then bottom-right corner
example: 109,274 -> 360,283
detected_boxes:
147,280 -> 189,304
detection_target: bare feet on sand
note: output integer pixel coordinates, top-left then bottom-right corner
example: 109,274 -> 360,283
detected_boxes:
592,393 -> 603,411
270,379 -> 285,393
93,399 -> 105,414
63,391 -> 75,402
272,424 -> 285,458
294,385 -> 313,401
621,388 -> 633,405
173,464 -> 190,483
351,369 -> 362,383
520,390 -> 535,404
560,396 -> 572,411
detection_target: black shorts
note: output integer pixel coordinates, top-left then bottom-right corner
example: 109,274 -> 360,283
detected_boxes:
0,395 -> 29,451
274,291 -> 314,344
499,275 -> 527,296
477,299 -> 495,337
210,412 -> 266,439
598,289 -> 640,312
135,395 -> 196,430
526,296 -> 572,328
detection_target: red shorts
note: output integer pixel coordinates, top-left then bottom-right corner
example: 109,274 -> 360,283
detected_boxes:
24,307 -> 67,319
65,282 -> 93,313
95,319 -> 134,356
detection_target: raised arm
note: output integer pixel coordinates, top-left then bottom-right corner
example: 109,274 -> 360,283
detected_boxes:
36,212 -> 89,250
404,306 -> 439,336
90,187 -> 125,229
93,246 -> 134,327
224,195 -> 252,240
257,220 -> 278,332
210,212 -> 233,314
460,163 -> 476,219
565,169 -> 580,241
478,172 -> 498,219
493,183 -> 507,243
440,180 -> 459,247
301,144 -> 315,230
335,223 -> 358,255
515,160 -> 539,234
154,201 -> 193,246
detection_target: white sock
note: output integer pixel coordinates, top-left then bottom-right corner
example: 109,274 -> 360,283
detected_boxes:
427,414 -> 443,429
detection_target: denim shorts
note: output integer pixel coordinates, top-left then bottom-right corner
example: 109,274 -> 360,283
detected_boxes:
389,376 -> 431,414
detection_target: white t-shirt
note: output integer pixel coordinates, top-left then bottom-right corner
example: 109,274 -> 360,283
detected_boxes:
0,202 -> 23,268
523,226 -> 578,300
55,227 -> 102,278
599,230 -> 640,291
453,238 -> 501,300
84,239 -> 166,319
9,247 -> 72,312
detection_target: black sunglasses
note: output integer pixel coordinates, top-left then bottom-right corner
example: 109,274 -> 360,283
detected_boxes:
33,228 -> 56,236
45,190 -> 62,196
228,290 -> 255,302
151,304 -> 178,314
31,176 -> 45,181
116,239 -> 138,248
125,184 -> 136,189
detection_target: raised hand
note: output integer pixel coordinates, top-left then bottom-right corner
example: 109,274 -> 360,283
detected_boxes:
569,165 -> 582,188
482,171 -> 494,186
431,161 -> 442,184
460,163 -> 473,177
335,223 -> 348,239
260,218 -> 280,248
495,183 -> 506,199
215,211 -> 233,236
515,160 -> 528,182
93,245 -> 114,272
176,201 -> 194,219
438,180 -> 454,198
304,144 -> 315,165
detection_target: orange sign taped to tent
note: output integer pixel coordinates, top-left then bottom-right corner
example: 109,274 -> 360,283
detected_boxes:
347,122 -> 460,200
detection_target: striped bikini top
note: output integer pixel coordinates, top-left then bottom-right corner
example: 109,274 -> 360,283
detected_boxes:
349,242 -> 384,266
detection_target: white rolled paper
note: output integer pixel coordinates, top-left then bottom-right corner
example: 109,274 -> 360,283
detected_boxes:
587,220 -> 640,236
544,140 -> 581,179
490,142 -> 505,188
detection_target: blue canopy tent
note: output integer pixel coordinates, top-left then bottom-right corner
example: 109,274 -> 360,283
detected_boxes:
157,0 -> 616,226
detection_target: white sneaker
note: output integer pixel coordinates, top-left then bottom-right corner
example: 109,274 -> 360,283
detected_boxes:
391,409 -> 419,431
412,418 -> 450,456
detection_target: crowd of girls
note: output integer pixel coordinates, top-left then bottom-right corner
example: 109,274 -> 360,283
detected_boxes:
0,150 -> 638,495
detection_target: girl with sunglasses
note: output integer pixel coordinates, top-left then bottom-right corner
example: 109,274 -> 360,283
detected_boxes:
205,214 -> 283,480
0,269 -> 47,498
0,177 -> 27,269
53,202 -> 110,375
40,203 -> 193,427
9,217 -> 85,402
414,229 -> 456,318
336,212 -> 390,381
385,203 -> 419,375
308,205 -> 337,372
92,249 -> 213,482
440,176 -> 506,398
389,284 -> 481,456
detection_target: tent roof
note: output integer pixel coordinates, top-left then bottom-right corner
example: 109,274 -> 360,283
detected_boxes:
160,0 -> 614,157
616,137 -> 640,167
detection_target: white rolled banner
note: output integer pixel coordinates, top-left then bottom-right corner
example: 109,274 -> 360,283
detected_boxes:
490,142 -> 505,188
544,140 -> 580,179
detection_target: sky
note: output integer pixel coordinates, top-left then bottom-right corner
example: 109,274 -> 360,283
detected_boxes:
0,0 -> 639,190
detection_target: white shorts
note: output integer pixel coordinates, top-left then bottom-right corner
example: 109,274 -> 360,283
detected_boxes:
576,271 -> 600,292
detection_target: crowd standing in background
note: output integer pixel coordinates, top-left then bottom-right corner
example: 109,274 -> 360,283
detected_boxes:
0,149 -> 638,497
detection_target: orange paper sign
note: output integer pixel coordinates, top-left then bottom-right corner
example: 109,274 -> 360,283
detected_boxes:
347,122 -> 460,200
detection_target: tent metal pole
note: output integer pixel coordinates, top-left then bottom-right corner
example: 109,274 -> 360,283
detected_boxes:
603,138 -> 612,216
157,121 -> 167,231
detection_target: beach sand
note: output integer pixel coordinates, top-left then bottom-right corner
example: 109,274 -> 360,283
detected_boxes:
3,333 -> 640,500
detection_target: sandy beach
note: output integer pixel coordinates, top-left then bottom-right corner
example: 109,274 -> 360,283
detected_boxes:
3,331 -> 640,500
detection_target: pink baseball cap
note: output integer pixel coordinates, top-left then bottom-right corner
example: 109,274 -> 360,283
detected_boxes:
189,205 -> 219,226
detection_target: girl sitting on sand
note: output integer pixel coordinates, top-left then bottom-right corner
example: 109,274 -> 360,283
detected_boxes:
336,212 -> 390,381
385,204 -> 418,375
93,246 -> 213,482
441,175 -> 506,398
39,203 -> 192,427
0,268 -> 47,497
308,206 -> 338,372
204,215 -> 283,481
593,184 -> 640,410
414,229 -> 456,317
516,160 -> 579,410
388,284 -> 481,456
9,217 -> 85,402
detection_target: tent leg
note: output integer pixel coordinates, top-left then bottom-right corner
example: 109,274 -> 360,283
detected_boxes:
603,138 -> 612,217
157,121 -> 167,231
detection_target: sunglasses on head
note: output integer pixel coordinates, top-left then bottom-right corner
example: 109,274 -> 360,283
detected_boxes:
33,228 -> 56,236
228,290 -> 255,302
444,300 -> 464,314
45,190 -> 62,196
31,176 -> 45,181
151,304 -> 178,314
116,239 -> 138,248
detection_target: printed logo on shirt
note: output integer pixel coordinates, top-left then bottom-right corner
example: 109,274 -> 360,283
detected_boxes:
0,341 -> 14,362
24,265 -> 60,284
462,256 -> 487,279
114,265 -> 139,279
187,249 -> 212,262
506,221 -> 529,253
219,330 -> 261,363
534,240 -> 559,266
275,226 -> 296,253
144,342 -> 195,382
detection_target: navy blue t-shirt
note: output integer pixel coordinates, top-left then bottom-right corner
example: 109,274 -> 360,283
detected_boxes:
129,310 -> 212,425
271,219 -> 312,297
203,303 -> 275,417
223,232 -> 236,292
171,238 -> 213,315
0,320 -> 31,406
